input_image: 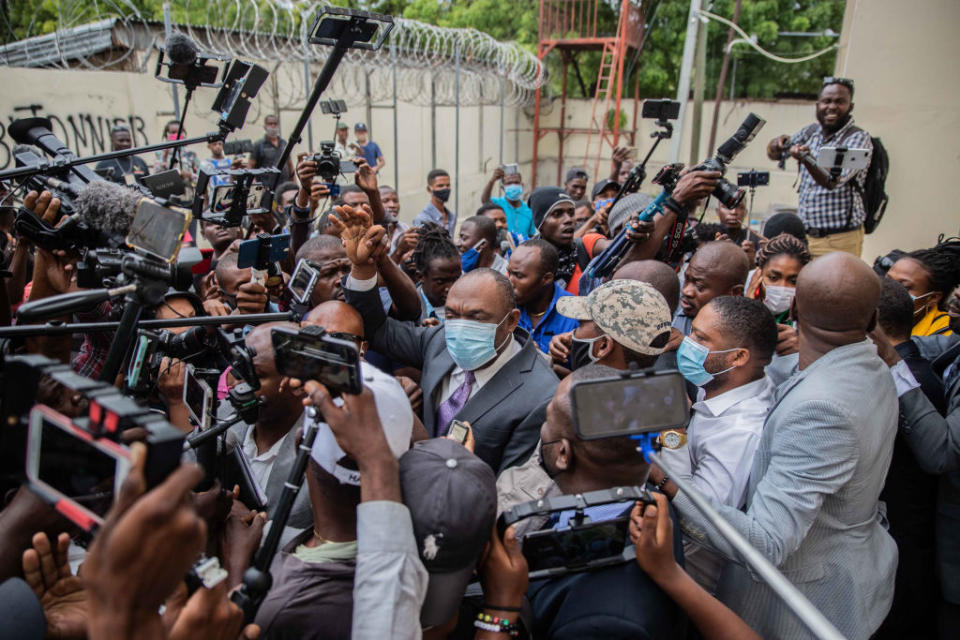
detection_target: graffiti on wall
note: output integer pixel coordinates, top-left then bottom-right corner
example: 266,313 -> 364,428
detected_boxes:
0,104 -> 151,169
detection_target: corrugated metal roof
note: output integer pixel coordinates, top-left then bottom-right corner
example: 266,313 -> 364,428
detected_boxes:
0,18 -> 118,68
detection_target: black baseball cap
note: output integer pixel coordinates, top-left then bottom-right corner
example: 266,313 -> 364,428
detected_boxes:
400,438 -> 496,627
354,122 -> 368,131
565,167 -> 588,183
591,179 -> 620,200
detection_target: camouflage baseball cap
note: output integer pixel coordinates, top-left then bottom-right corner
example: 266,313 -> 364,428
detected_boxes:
556,280 -> 672,355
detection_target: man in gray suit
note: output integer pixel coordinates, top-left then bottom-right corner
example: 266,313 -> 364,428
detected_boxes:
657,252 -> 899,639
335,205 -> 558,472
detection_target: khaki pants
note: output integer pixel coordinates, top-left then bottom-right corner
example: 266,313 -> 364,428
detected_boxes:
807,225 -> 864,258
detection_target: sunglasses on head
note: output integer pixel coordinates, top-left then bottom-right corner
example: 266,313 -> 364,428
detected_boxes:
821,76 -> 854,93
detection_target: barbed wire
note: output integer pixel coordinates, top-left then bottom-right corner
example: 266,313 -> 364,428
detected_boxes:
0,0 -> 545,107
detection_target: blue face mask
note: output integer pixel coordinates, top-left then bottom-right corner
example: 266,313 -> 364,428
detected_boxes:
504,184 -> 524,201
444,314 -> 509,371
676,336 -> 739,387
461,247 -> 481,272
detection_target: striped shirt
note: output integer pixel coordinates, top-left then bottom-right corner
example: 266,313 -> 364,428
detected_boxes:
790,119 -> 872,232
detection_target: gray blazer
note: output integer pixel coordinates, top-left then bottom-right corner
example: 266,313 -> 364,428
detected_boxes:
229,418 -> 313,532
673,340 -> 899,640
345,283 -> 558,473
899,334 -> 960,602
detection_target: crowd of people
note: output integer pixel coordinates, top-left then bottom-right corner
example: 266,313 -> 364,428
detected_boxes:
0,77 -> 958,640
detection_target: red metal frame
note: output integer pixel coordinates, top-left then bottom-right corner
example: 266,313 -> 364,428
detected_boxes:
531,0 -> 647,188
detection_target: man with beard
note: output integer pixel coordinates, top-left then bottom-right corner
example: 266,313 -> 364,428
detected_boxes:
767,77 -> 873,257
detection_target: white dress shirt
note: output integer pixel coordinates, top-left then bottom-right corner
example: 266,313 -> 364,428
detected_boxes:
688,375 -> 774,509
438,337 -> 521,405
242,426 -> 286,492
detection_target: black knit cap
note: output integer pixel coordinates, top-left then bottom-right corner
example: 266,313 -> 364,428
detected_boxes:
528,186 -> 575,230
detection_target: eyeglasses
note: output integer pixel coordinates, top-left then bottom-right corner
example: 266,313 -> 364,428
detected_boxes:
327,331 -> 363,346
821,76 -> 855,93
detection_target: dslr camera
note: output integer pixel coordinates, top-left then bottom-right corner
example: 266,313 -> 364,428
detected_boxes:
689,113 -> 766,209
310,142 -> 358,198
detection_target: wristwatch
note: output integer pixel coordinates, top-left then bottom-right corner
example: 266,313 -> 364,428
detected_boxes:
658,429 -> 688,450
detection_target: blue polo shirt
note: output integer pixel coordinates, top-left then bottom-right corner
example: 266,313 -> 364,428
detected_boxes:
518,283 -> 580,355
491,196 -> 537,238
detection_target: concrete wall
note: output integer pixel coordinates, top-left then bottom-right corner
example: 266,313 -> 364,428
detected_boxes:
3,0 -> 958,264
833,0 -> 960,259
0,64 -> 535,227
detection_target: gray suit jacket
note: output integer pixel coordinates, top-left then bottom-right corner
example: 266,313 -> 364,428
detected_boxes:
229,418 -> 313,532
673,340 -> 899,640
345,283 -> 558,473
899,334 -> 960,602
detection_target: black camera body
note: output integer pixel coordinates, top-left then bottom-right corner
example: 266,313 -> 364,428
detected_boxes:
310,141 -> 358,185
690,113 -> 766,209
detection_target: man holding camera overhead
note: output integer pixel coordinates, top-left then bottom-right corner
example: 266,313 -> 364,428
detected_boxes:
767,77 -> 873,258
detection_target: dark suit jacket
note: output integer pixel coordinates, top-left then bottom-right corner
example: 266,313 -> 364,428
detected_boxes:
901,334 -> 960,603
345,282 -> 558,473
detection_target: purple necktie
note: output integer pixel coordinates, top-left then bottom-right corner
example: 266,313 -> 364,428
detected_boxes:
435,370 -> 475,436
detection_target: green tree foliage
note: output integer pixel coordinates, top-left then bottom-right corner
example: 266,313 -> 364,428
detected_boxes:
0,0 -> 845,99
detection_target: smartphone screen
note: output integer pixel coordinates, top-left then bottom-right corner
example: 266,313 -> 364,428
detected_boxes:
183,365 -> 212,430
126,199 -> 190,262
288,259 -> 318,304
571,371 -> 689,439
449,421 -> 469,444
126,332 -> 154,390
272,328 -> 362,395
27,407 -> 129,526
522,516 -> 629,572
246,183 -> 266,210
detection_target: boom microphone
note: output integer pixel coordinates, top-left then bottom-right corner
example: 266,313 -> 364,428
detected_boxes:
165,31 -> 198,65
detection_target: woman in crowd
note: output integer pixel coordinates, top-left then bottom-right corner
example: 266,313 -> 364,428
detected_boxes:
886,237 -> 960,337
746,232 -> 812,324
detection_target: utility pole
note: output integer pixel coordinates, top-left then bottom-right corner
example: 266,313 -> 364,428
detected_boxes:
669,0 -> 703,162
707,0 -> 742,153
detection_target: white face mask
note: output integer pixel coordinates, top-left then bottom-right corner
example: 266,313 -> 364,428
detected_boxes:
763,285 -> 796,314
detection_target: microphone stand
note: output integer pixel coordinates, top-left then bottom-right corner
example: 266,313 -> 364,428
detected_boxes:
0,312 -> 294,339
0,129 -> 229,183
231,409 -> 320,623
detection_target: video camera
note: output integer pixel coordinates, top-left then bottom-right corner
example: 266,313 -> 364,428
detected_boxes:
1,355 -> 184,538
689,113 -> 766,209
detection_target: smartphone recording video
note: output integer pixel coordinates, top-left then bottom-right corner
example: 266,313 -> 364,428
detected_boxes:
25,406 -> 131,530
271,326 -> 362,395
183,364 -> 213,431
571,370 -> 689,440
126,199 -> 191,263
288,259 -> 320,306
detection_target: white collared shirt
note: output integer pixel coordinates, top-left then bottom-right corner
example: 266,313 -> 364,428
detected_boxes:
688,376 -> 774,509
242,426 -> 286,492
439,337 -> 521,405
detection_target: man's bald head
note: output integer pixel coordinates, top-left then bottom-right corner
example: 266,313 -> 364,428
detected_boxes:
302,301 -> 364,339
691,241 -> 750,289
613,259 -> 681,314
245,321 -> 299,367
452,268 -> 517,319
796,252 -> 881,335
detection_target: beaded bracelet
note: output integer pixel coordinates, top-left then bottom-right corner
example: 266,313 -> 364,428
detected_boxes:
474,612 -> 519,637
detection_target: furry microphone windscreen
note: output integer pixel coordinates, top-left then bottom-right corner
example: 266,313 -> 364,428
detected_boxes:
165,31 -> 198,65
74,181 -> 142,239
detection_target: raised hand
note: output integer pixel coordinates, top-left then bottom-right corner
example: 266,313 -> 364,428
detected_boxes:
329,204 -> 385,267
22,531 -> 88,640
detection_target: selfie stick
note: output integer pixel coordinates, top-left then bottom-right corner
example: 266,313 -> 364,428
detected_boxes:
232,408 -> 320,623
275,8 -> 395,185
647,452 -> 845,640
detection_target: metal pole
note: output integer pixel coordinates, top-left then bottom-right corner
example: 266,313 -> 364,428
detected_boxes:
303,59 -> 314,153
499,74 -> 505,165
454,42 -> 461,223
650,453 -> 847,640
391,39 -> 399,190
431,73 -> 437,169
669,0 -> 703,162
515,107 -> 519,166
707,0 -> 742,153
162,3 -> 180,122
688,7 -> 708,166
364,70 -> 373,138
